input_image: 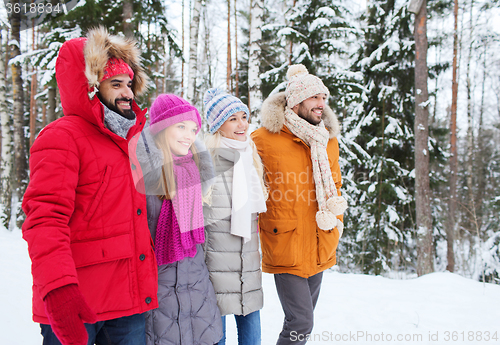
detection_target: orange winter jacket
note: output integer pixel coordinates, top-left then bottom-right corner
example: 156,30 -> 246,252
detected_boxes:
251,92 -> 343,278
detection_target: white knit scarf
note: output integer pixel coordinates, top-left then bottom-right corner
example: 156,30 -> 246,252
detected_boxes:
284,106 -> 347,233
220,136 -> 267,242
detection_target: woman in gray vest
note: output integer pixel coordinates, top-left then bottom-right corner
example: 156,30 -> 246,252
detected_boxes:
136,94 -> 223,345
203,88 -> 268,345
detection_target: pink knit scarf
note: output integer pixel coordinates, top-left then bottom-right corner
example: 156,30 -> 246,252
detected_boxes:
154,151 -> 205,265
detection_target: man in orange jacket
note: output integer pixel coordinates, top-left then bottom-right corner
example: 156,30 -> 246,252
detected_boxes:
252,64 -> 347,345
22,27 -> 158,345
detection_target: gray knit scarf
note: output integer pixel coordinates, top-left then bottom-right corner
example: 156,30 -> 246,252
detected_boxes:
103,105 -> 136,139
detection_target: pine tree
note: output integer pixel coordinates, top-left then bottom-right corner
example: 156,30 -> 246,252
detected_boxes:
255,2 -> 285,100
248,0 -> 263,116
41,0 -> 181,106
342,0 -> 416,275
259,0 -> 355,96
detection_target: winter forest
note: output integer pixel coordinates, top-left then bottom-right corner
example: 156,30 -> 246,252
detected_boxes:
0,0 -> 499,283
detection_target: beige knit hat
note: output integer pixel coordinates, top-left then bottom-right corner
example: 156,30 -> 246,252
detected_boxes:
285,64 -> 329,108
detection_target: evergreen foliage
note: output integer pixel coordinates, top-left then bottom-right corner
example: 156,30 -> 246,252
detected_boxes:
340,0 -> 416,275
260,0 -> 355,96
40,0 -> 181,107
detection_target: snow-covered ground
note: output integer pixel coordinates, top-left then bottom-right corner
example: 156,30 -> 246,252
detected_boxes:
2,227 -> 499,345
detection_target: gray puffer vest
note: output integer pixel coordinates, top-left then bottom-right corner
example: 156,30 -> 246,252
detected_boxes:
136,128 -> 223,345
203,148 -> 264,316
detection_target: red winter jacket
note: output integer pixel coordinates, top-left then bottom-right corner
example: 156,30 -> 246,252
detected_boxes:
22,33 -> 158,324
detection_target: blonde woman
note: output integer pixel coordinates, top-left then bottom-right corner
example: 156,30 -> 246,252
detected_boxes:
135,93 -> 223,345
202,88 -> 268,345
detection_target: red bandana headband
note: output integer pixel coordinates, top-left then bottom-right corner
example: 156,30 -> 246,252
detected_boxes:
101,57 -> 134,82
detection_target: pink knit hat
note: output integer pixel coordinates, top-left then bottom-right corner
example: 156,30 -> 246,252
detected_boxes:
149,94 -> 202,135
285,64 -> 329,108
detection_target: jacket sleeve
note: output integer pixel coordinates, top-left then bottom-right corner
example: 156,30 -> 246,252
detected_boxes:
134,127 -> 164,195
193,138 -> 216,195
329,137 -> 344,224
22,126 -> 81,300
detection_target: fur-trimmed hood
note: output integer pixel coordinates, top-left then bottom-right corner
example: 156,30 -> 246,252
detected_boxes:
260,92 -> 340,138
84,26 -> 148,97
56,27 -> 148,139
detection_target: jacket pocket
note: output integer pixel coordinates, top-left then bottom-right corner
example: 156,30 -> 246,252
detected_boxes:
317,226 -> 340,265
72,234 -> 135,314
84,165 -> 112,222
71,233 -> 133,268
260,219 -> 299,267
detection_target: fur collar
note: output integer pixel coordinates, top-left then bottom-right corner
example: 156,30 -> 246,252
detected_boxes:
84,26 -> 148,97
260,92 -> 340,138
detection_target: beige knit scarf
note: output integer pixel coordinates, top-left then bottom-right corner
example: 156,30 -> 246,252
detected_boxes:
284,106 -> 347,234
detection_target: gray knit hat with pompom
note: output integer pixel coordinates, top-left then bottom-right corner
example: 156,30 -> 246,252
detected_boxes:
203,88 -> 250,134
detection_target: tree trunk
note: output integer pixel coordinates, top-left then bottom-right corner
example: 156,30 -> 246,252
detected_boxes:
30,26 -> 37,149
187,0 -> 202,104
3,27 -> 8,82
448,0 -> 459,272
0,28 -> 4,163
234,0 -> 239,98
202,3 -> 212,89
227,0 -> 232,92
248,0 -> 263,118
46,87 -> 57,125
414,0 -> 433,276
476,41 -> 487,235
181,0 -> 185,98
0,27 -> 12,220
465,0 -> 474,215
9,3 -> 28,229
41,89 -> 47,128
123,0 -> 134,38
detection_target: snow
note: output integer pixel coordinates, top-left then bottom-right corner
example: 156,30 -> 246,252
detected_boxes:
0,229 -> 40,344
2,227 -> 500,345
0,1 -> 8,27
277,27 -> 301,38
317,7 -> 336,18
309,18 -> 331,32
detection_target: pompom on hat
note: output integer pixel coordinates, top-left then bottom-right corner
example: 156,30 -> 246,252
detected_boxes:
204,88 -> 250,134
100,57 -> 134,83
149,94 -> 202,136
285,64 -> 329,108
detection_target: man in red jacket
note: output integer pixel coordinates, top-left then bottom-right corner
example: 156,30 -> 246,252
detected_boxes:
22,27 -> 158,345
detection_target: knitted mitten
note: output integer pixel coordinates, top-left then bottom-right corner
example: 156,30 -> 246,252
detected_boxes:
44,284 -> 97,345
326,195 -> 348,216
336,220 -> 344,238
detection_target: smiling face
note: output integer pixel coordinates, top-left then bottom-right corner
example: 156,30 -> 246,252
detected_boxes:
98,73 -> 135,119
162,120 -> 198,156
291,93 -> 327,125
218,111 -> 249,141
